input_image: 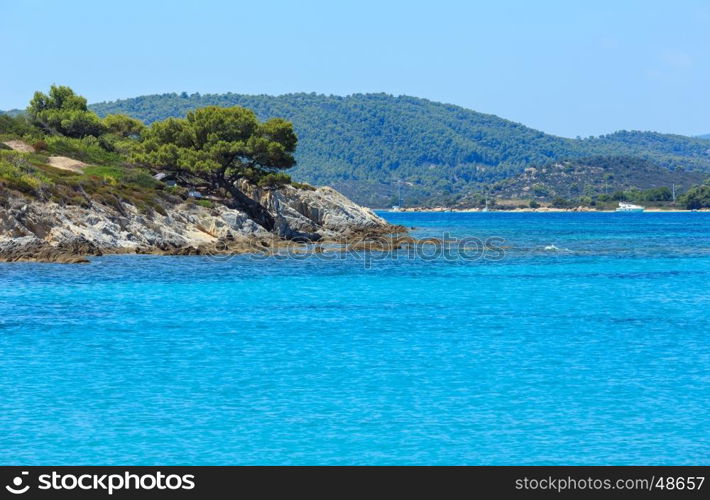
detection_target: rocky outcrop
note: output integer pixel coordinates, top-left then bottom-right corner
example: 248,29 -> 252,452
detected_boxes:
0,183 -> 397,262
0,236 -> 101,263
240,182 -> 385,240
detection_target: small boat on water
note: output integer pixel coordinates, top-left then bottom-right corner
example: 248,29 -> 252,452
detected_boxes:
616,202 -> 645,213
391,205 -> 401,212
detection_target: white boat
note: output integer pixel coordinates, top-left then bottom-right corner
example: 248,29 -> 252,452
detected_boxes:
391,205 -> 401,212
616,202 -> 644,213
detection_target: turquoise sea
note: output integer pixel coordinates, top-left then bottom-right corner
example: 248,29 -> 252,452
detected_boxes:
1,212 -> 708,465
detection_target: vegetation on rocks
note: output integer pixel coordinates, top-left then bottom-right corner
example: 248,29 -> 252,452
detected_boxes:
91,92 -> 710,206
1,86 -> 396,263
131,106 -> 297,229
1,86 -> 305,226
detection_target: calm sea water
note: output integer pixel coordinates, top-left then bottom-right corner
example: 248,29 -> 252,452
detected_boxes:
1,212 -> 708,465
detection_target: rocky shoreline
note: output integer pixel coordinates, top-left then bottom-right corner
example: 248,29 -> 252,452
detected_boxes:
0,183 -> 404,263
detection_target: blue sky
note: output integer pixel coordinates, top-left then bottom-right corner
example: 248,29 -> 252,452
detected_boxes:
1,0 -> 708,137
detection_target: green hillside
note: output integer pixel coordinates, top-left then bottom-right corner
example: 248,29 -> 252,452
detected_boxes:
90,93 -> 710,206
482,156 -> 704,206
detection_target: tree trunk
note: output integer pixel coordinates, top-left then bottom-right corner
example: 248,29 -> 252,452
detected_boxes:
222,182 -> 275,231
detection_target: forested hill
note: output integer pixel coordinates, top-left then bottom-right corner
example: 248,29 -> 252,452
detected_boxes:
486,156 -> 706,202
90,93 -> 710,206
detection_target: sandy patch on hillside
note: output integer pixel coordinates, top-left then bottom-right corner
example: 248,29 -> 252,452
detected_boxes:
2,139 -> 87,173
2,140 -> 36,153
47,156 -> 87,173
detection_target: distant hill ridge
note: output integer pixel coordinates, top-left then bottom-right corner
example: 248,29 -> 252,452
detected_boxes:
486,156 -> 705,202
85,93 -> 710,205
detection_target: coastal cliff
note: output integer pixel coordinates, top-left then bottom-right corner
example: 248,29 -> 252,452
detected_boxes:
0,89 -> 399,263
0,183 -> 394,263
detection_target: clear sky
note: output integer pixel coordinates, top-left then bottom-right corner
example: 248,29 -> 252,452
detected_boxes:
1,0 -> 708,138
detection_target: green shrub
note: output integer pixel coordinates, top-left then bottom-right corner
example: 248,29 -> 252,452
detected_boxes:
0,155 -> 52,194
44,135 -> 122,165
292,181 -> 317,191
82,165 -> 157,189
551,196 -> 572,208
0,114 -> 39,137
679,183 -> 710,209
123,169 -> 158,189
165,185 -> 188,197
102,114 -> 145,138
642,186 -> 672,202
28,85 -> 106,138
257,172 -> 292,188
532,183 -> 550,197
